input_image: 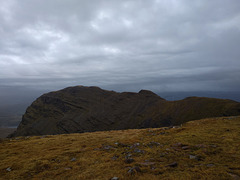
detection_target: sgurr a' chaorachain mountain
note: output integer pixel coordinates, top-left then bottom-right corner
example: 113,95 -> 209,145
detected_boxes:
9,86 -> 240,137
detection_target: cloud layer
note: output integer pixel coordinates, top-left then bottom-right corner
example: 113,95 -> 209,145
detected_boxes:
1,0 -> 240,92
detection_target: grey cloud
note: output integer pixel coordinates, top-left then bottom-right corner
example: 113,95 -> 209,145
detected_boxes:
0,0 -> 240,98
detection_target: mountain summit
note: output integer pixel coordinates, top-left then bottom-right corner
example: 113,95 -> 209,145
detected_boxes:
9,86 -> 240,137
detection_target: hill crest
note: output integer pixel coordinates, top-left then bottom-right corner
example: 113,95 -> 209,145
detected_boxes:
9,86 -> 240,137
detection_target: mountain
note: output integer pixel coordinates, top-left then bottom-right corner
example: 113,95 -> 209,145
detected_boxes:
9,86 -> 240,137
1,116 -> 240,179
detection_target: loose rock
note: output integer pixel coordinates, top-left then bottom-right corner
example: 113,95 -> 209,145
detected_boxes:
130,143 -> 140,149
189,155 -> 197,159
128,166 -> 141,175
102,145 -> 114,150
125,158 -> 134,164
206,164 -> 215,167
64,167 -> 72,170
182,146 -> 190,150
166,162 -> 178,167
147,141 -> 160,148
172,142 -> 183,147
189,155 -> 202,161
209,144 -> 217,148
133,148 -> 145,154
139,162 -> 155,166
6,167 -> 11,172
111,177 -> 119,180
111,155 -> 119,160
172,126 -> 181,128
71,157 -> 76,162
228,172 -> 240,180
125,153 -> 132,159
195,144 -> 206,148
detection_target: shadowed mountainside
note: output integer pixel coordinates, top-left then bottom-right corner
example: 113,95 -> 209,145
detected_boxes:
9,86 -> 240,137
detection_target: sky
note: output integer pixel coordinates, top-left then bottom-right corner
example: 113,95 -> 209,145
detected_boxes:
1,0 -> 240,97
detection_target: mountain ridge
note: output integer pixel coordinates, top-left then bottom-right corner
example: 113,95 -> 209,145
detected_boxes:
9,86 -> 240,137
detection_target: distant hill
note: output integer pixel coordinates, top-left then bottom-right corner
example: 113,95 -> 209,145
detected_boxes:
1,116 -> 240,179
0,103 -> 28,127
0,86 -> 48,127
0,128 -> 16,138
9,86 -> 240,137
158,91 -> 240,102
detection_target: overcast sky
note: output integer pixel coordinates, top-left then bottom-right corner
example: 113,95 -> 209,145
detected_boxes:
1,0 -> 240,94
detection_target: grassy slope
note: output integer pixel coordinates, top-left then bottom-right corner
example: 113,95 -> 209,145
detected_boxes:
1,116 -> 240,180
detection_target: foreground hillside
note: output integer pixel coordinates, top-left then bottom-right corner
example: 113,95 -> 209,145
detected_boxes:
9,86 -> 240,137
1,116 -> 240,179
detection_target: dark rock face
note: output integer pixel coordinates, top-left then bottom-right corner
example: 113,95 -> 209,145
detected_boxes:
9,86 -> 240,137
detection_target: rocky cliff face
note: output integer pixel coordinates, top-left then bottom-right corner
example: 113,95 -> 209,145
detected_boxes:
9,86 -> 240,137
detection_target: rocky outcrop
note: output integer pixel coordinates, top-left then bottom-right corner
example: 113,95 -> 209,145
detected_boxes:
9,86 -> 240,137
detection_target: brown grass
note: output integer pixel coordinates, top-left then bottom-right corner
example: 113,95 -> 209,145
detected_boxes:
1,116 -> 240,179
